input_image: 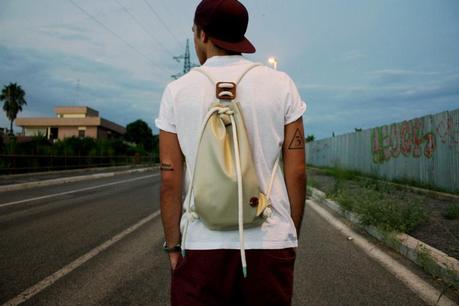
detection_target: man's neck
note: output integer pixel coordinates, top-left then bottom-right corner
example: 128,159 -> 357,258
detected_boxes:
205,44 -> 241,60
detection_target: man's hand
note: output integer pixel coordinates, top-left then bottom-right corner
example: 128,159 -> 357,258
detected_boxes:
169,252 -> 182,271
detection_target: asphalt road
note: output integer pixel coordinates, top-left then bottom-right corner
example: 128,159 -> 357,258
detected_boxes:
0,170 -> 440,305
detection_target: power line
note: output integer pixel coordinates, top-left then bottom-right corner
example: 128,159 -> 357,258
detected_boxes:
156,1 -> 191,40
142,0 -> 183,49
113,0 -> 176,57
67,0 -> 170,76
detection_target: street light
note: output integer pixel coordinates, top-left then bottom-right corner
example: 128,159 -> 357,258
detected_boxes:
268,57 -> 278,70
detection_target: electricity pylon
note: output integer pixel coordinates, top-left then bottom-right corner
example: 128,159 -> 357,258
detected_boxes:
172,39 -> 198,79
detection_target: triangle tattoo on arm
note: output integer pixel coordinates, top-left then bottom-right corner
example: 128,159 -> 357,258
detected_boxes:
288,128 -> 305,150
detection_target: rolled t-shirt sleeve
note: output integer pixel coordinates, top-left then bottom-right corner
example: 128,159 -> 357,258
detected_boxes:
284,74 -> 307,125
154,85 -> 176,133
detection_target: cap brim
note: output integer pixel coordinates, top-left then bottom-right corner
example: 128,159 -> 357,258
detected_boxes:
210,36 -> 256,54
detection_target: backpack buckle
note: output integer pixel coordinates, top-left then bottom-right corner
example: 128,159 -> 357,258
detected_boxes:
216,82 -> 237,100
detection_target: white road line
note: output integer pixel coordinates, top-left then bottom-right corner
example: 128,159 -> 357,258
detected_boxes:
306,199 -> 458,306
0,174 -> 159,208
1,210 -> 161,306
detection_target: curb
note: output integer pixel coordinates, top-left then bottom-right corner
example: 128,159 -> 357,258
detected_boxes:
0,167 -> 158,193
308,186 -> 459,290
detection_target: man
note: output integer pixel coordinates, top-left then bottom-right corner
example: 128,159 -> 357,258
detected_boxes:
155,0 -> 307,305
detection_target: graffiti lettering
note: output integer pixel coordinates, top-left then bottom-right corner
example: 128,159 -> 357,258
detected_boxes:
435,112 -> 459,153
372,119 -> 436,164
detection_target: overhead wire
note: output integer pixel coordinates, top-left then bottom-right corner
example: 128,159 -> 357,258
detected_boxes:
113,0 -> 176,58
67,0 -> 171,77
156,0 -> 191,40
142,0 -> 184,49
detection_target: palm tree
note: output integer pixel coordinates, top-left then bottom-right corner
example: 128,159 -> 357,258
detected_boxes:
1,83 -> 27,135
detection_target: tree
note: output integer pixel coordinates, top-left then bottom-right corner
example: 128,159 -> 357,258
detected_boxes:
305,134 -> 315,142
1,83 -> 27,135
124,119 -> 154,152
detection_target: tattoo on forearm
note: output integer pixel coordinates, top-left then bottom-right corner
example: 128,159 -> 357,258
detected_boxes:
160,163 -> 174,171
288,128 -> 305,150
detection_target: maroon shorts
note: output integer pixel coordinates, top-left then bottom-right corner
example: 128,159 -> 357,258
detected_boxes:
170,248 -> 296,306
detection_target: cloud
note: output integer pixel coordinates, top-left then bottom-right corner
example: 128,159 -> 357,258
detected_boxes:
338,50 -> 367,62
298,70 -> 459,139
0,45 -> 164,130
37,24 -> 104,46
367,69 -> 459,86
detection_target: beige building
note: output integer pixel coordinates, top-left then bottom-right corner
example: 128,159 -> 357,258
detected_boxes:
16,106 -> 126,140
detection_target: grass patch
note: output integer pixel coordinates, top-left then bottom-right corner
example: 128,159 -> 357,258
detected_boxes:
417,244 -> 459,290
330,187 -> 428,233
307,177 -> 320,189
442,204 -> 459,220
322,166 -> 360,181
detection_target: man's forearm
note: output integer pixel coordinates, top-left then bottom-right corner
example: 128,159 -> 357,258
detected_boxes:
160,183 -> 183,246
286,170 -> 306,238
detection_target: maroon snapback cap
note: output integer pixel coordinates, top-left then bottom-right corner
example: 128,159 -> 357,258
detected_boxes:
194,0 -> 256,54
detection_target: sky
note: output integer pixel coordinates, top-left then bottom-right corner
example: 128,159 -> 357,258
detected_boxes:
1,0 -> 459,139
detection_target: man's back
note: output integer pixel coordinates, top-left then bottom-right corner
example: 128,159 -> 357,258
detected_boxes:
156,55 -> 306,250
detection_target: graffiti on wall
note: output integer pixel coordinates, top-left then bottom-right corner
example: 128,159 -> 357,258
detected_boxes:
435,113 -> 459,150
371,112 -> 459,164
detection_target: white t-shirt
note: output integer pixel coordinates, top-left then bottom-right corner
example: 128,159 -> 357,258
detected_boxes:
155,55 -> 307,249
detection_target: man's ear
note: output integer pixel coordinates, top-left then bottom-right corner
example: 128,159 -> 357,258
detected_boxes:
200,30 -> 209,43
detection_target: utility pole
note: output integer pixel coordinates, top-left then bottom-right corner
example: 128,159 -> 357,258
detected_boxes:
75,79 -> 80,105
172,39 -> 197,79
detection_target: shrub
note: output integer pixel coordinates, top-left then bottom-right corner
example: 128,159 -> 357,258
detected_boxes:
442,204 -> 459,220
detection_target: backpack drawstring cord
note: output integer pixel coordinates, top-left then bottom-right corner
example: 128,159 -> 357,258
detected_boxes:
230,112 -> 248,278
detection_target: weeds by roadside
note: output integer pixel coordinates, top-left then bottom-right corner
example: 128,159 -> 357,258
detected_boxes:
324,168 -> 428,234
330,187 -> 428,233
307,177 -> 320,189
442,204 -> 459,220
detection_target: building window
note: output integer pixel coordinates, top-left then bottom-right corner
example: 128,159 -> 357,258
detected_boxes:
78,130 -> 85,138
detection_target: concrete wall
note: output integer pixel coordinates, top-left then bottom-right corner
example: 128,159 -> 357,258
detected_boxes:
306,108 -> 459,193
85,127 -> 98,138
56,126 -> 98,139
58,127 -> 79,139
24,127 -> 47,137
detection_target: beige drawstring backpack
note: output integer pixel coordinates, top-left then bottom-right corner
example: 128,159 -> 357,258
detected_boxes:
180,63 -> 281,278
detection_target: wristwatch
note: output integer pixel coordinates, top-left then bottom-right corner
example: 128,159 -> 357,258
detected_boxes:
163,241 -> 182,253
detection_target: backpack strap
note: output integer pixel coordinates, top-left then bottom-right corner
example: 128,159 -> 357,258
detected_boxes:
235,63 -> 262,85
193,63 -> 261,86
193,63 -> 262,101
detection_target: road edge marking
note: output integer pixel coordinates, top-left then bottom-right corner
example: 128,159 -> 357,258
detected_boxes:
1,210 -> 161,306
0,174 -> 159,208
